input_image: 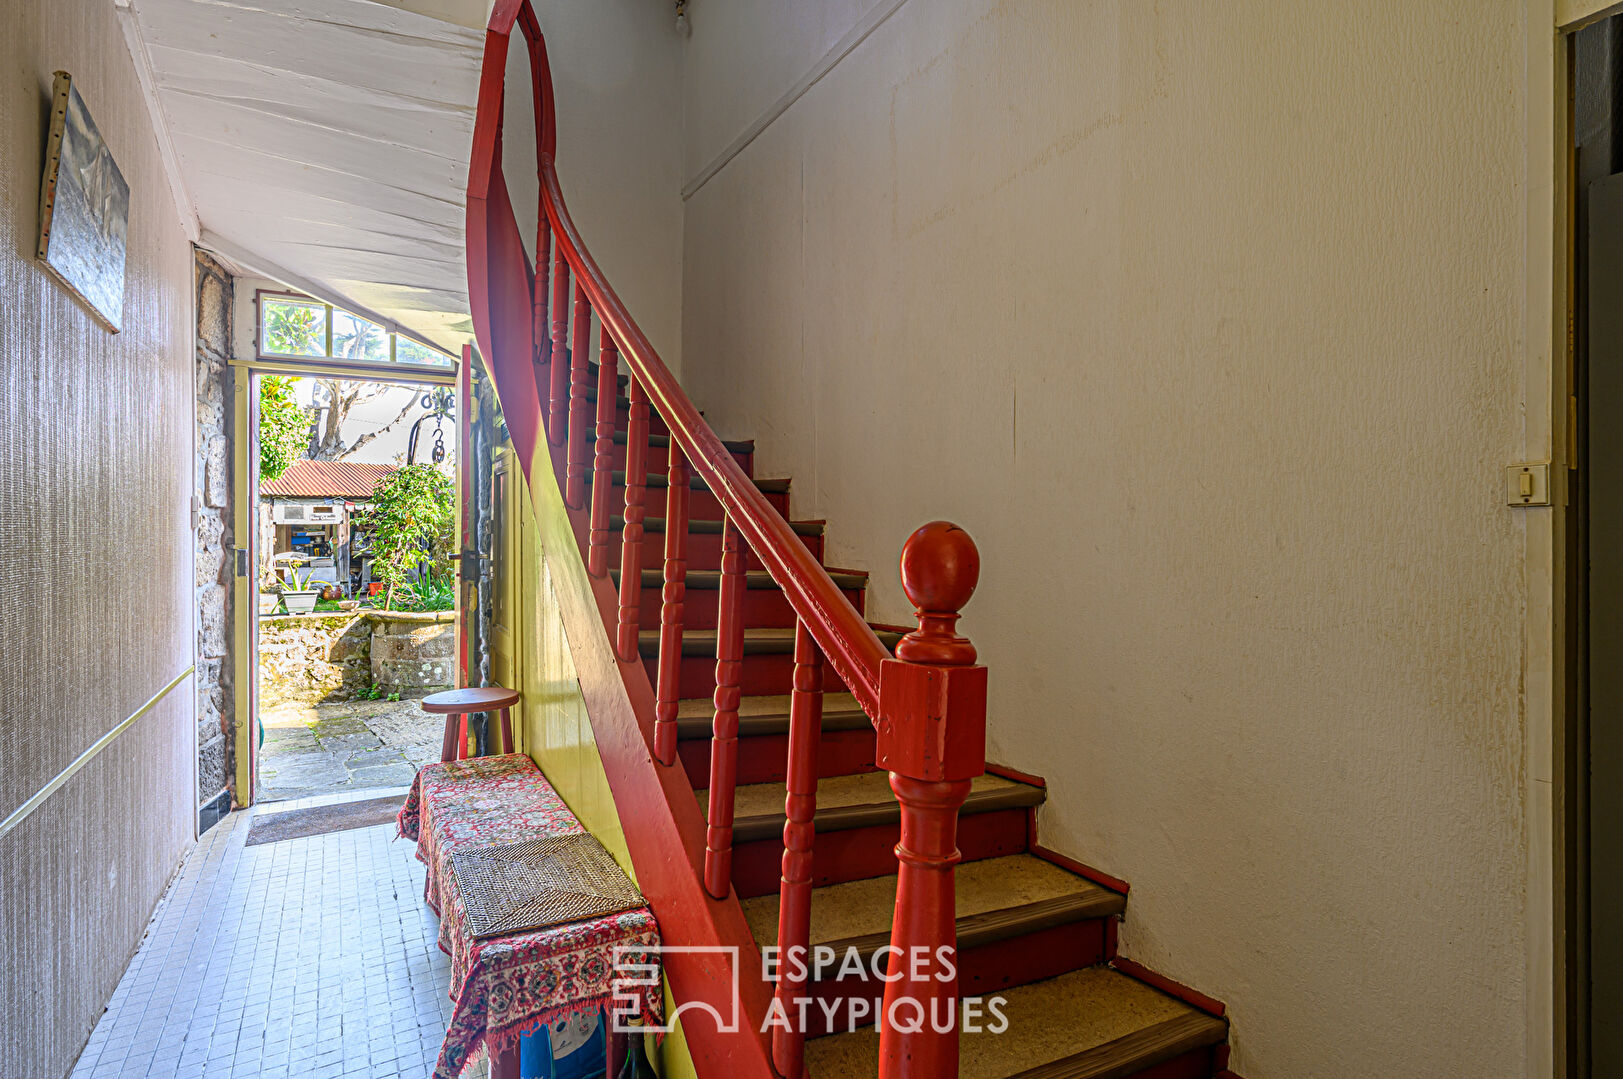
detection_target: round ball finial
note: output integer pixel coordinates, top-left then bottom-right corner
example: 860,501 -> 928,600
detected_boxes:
899,521 -> 979,613
896,522 -> 979,666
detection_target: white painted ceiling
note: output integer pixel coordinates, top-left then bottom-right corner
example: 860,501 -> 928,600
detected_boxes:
124,0 -> 494,352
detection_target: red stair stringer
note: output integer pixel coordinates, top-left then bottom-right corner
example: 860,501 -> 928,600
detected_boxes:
468,7 -> 778,1077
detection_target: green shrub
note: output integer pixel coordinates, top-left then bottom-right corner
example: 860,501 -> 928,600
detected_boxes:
362,464 -> 454,610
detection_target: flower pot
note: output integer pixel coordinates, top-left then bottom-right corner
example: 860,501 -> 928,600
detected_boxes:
258,592 -> 281,615
282,589 -> 320,615
368,582 -> 384,596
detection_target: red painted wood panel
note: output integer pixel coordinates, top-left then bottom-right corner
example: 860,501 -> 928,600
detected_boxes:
677,727 -> 877,789
729,807 -> 1031,900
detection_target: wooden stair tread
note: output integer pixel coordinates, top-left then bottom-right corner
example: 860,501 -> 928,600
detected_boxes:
740,853 -> 1123,958
611,514 -> 825,536
804,967 -> 1226,1079
610,429 -> 754,454
612,568 -> 868,591
637,626 -> 904,658
674,692 -> 871,739
696,772 -> 1043,841
585,470 -> 790,494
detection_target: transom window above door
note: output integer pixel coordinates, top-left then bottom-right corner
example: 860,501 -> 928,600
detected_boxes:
257,290 -> 454,370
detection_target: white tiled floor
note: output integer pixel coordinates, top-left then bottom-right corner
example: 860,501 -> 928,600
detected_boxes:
69,788 -> 487,1079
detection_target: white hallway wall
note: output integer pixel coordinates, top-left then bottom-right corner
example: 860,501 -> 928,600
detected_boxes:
503,0 -> 686,376
680,1 -> 1532,1077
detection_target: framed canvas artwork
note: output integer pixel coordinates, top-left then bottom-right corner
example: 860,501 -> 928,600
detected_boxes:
37,71 -> 129,332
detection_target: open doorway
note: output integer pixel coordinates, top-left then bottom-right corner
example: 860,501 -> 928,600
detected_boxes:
232,287 -> 465,805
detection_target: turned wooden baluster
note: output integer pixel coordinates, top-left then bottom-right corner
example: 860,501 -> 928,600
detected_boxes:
653,443 -> 690,766
703,514 -> 746,899
546,243 -> 570,443
564,282 -> 592,508
587,325 -> 618,575
532,217 -> 551,374
773,619 -> 823,1075
616,377 -> 649,661
877,522 -> 986,1079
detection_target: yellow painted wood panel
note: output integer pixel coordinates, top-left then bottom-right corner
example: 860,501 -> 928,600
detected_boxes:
502,451 -> 697,1078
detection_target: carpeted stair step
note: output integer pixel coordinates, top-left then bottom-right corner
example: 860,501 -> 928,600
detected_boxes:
740,854 -> 1126,1034
611,567 -> 868,631
605,514 -> 826,572
697,771 -> 1043,897
803,966 -> 1227,1078
585,469 -> 791,518
638,626 -> 903,700
608,429 -> 755,476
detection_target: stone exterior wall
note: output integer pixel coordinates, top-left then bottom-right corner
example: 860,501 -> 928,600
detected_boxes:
194,250 -> 235,807
259,613 -> 373,707
367,611 -> 456,697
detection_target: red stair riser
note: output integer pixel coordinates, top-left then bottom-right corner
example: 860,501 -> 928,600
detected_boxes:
728,807 -> 1032,899
611,442 -> 753,477
635,584 -> 865,630
678,727 -> 877,788
794,919 -> 1109,1038
655,653 -> 852,700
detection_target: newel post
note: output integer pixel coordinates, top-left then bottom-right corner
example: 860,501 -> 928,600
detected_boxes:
876,522 -> 986,1079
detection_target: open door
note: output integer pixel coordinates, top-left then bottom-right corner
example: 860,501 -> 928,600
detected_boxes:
458,344 -> 476,688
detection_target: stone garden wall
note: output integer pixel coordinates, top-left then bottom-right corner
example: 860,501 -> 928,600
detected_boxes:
258,613 -> 372,707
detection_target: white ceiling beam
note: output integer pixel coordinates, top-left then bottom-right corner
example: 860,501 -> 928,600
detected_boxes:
112,0 -> 200,242
198,228 -> 452,357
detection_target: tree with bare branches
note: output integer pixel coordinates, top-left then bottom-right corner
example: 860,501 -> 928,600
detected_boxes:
305,380 -> 419,461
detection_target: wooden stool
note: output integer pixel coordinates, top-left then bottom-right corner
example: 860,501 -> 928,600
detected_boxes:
422,686 -> 521,762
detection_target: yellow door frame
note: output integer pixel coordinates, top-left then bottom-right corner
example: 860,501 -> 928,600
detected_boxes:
229,357 -> 459,806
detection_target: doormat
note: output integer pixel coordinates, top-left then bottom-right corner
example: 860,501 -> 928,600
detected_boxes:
244,794 -> 407,846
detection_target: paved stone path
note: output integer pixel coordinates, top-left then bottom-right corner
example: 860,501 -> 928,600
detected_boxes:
257,697 -> 443,803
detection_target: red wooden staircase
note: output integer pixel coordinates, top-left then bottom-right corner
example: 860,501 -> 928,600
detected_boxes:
465,4 -> 1234,1077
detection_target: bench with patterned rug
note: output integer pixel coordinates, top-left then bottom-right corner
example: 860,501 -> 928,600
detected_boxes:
398,753 -> 662,1079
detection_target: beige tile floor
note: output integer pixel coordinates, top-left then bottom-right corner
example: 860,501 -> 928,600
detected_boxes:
68,787 -> 486,1079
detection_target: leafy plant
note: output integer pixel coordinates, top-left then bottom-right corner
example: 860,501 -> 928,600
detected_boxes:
395,571 -> 456,613
364,683 -> 383,701
281,566 -> 320,592
387,690 -> 402,703
259,375 -> 311,482
264,301 -> 323,355
361,464 -> 455,610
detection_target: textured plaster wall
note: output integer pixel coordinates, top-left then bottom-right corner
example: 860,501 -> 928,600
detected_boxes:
0,0 -> 197,1075
500,0 -> 686,373
680,2 -> 1530,1076
195,250 -> 234,806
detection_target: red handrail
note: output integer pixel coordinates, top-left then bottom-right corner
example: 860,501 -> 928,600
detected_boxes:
536,163 -> 891,716
469,10 -> 989,1079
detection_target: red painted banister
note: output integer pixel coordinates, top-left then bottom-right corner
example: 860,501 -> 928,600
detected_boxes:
654,444 -> 689,766
774,619 -> 823,1075
534,162 -> 890,716
468,10 -> 990,1079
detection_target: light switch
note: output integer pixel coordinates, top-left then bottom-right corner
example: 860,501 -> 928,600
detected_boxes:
1506,462 -> 1551,507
